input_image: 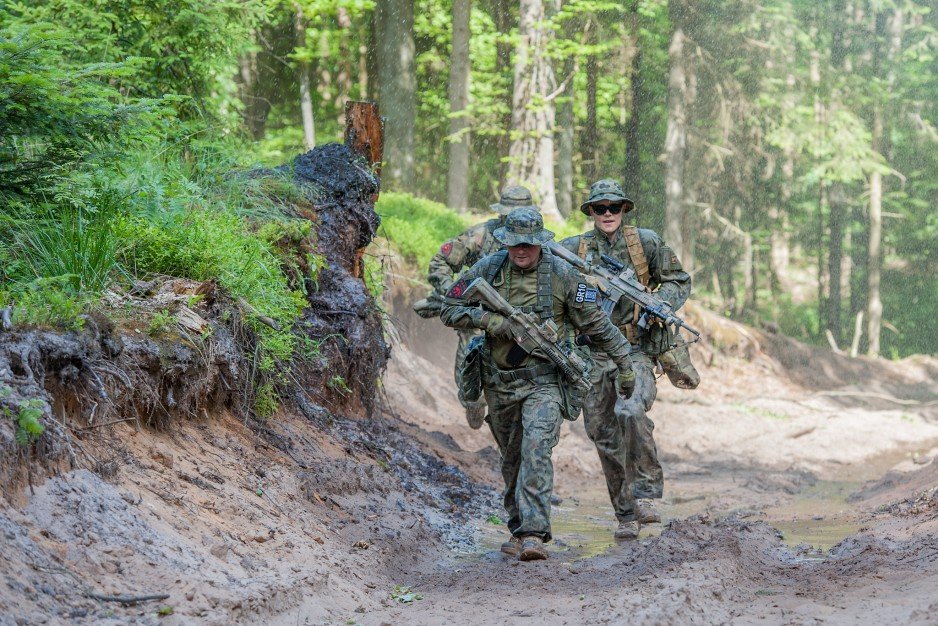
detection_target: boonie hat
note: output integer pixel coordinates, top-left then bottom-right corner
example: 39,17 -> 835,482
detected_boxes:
493,207 -> 555,246
490,186 -> 537,215
580,179 -> 635,215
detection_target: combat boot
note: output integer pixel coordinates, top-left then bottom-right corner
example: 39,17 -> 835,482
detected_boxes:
614,520 -> 640,540
500,535 -> 521,556
637,499 -> 661,524
465,403 -> 486,430
518,536 -> 548,561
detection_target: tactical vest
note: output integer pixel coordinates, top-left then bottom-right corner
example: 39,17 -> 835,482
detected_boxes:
576,226 -> 650,342
482,247 -> 555,322
576,226 -> 650,286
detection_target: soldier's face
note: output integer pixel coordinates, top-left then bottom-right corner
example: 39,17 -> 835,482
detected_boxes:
590,201 -> 624,236
507,243 -> 541,270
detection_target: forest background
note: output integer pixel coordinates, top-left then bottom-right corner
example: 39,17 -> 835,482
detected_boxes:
1,0 -> 935,365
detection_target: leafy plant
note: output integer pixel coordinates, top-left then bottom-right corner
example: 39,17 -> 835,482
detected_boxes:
12,400 -> 45,446
327,375 -> 351,395
390,585 -> 422,604
7,277 -> 88,331
148,309 -> 175,336
254,382 -> 279,419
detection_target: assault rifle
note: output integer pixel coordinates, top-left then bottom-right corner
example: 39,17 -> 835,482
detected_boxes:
548,242 -> 701,342
461,278 -> 593,394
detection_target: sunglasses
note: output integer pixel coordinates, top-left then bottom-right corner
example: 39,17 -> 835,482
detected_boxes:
590,203 -> 624,216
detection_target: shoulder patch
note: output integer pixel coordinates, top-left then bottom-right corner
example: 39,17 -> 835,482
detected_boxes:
574,282 -> 598,304
440,241 -> 454,257
446,277 -> 471,299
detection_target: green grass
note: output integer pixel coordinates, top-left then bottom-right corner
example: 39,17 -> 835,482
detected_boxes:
375,191 -> 590,272
375,192 -> 475,270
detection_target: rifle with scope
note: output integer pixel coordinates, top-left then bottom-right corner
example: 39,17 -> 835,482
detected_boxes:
548,242 -> 701,342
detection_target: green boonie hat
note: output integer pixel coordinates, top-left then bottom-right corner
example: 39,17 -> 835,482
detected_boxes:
579,179 -> 635,215
490,185 -> 537,215
493,207 -> 555,246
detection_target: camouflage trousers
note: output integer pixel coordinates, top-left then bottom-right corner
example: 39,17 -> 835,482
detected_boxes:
483,369 -> 564,542
583,351 -> 662,521
455,328 -> 487,412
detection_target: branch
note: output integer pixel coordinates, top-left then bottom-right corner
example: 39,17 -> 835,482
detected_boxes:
86,592 -> 170,605
237,298 -> 283,331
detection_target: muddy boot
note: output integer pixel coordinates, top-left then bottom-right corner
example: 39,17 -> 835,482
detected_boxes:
500,535 -> 521,556
614,520 -> 640,540
637,499 -> 661,524
465,402 -> 486,430
518,536 -> 548,561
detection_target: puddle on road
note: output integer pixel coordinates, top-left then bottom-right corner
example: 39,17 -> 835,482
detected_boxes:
465,441 -> 935,562
468,482 -> 862,562
764,480 -> 862,553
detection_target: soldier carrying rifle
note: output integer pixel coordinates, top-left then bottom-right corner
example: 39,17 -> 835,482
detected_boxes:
441,206 -> 636,561
558,179 -> 696,538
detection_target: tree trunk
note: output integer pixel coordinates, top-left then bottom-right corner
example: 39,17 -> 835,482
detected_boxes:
557,54 -> 575,217
827,184 -> 846,345
446,0 -> 472,211
824,0 -> 848,346
492,0 -> 513,188
868,7 -> 902,357
336,7 -> 354,136
507,0 -> 561,220
294,4 -> 316,150
664,0 -> 688,263
623,4 -> 643,195
581,51 -> 599,183
375,0 -> 416,189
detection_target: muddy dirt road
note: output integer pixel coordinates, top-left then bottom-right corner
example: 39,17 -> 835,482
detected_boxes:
1,309 -> 936,625
376,319 -> 938,625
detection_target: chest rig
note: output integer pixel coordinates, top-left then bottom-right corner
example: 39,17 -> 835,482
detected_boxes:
482,247 -> 555,322
577,227 -> 650,341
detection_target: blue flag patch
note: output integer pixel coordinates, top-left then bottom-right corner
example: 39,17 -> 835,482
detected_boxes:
575,283 -> 598,304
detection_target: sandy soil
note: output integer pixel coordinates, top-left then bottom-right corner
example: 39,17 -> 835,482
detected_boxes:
375,313 -> 938,625
1,310 -> 937,625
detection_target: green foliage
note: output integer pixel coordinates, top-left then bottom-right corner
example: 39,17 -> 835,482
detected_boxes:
254,381 -> 279,419
375,192 -> 474,270
0,22 -> 171,207
11,399 -> 45,446
4,0 -> 268,121
148,309 -> 174,336
1,193 -> 122,294
5,277 -> 88,331
363,254 -> 387,300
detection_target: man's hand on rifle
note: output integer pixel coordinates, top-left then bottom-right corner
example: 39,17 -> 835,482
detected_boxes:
483,312 -> 535,340
616,364 -> 636,399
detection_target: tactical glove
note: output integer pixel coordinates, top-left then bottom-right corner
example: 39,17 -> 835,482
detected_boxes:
484,313 -> 515,339
616,366 -> 636,399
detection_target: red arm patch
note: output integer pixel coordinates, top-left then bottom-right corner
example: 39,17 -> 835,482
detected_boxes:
446,278 -> 469,298
440,242 -> 454,257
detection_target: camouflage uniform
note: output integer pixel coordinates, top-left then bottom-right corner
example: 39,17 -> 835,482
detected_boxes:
427,187 -> 535,425
560,180 -> 691,519
441,208 -> 634,542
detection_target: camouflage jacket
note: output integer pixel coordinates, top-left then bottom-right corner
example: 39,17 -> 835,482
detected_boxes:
440,248 -> 633,372
559,225 -> 692,330
427,218 -> 503,294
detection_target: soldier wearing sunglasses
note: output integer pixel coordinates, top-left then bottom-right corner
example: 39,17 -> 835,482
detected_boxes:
559,179 -> 692,540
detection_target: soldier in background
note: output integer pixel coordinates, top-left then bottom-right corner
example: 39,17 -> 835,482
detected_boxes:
559,179 -> 692,537
424,186 -> 537,429
440,207 -> 636,560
